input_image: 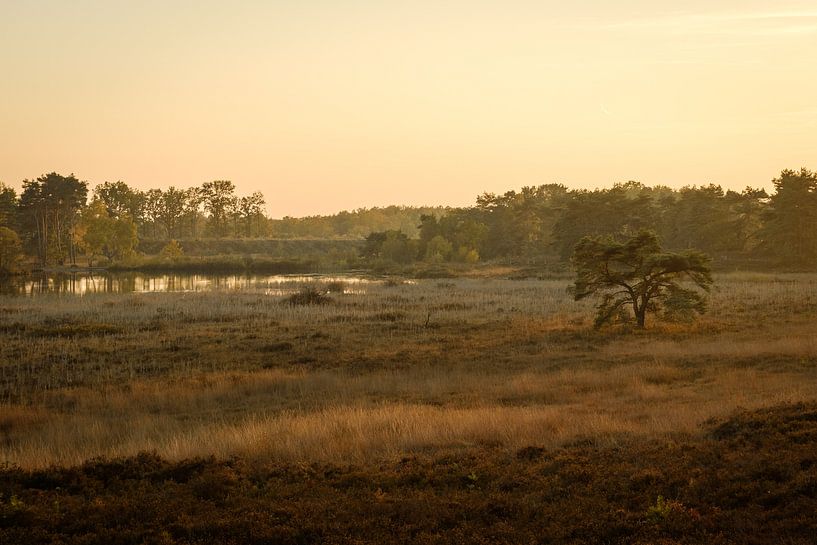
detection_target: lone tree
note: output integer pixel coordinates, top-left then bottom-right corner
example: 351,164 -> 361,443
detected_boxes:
569,230 -> 713,328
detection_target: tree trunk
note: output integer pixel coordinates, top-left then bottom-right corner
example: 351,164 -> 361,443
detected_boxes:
635,295 -> 648,328
40,210 -> 48,266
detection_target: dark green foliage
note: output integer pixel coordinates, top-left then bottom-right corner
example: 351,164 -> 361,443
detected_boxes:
758,168 -> 817,265
361,230 -> 417,264
1,168 -> 816,270
569,230 -> 712,328
0,227 -> 23,276
17,173 -> 88,265
382,176 -> 793,269
551,182 -> 659,260
475,184 -> 567,260
2,404 -> 817,544
0,183 -> 17,231
662,185 -> 732,254
417,212 -> 486,262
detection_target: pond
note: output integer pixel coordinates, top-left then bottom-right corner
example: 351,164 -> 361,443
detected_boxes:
0,272 -> 378,296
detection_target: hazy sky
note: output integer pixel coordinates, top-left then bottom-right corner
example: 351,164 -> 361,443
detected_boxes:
1,1 -> 815,217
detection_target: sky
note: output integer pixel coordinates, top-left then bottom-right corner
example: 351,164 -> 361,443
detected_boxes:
1,1 -> 816,217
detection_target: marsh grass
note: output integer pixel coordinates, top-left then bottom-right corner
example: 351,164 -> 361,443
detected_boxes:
1,273 -> 816,468
284,285 -> 333,306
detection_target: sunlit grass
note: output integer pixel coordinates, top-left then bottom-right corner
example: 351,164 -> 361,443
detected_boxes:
1,273 -> 816,468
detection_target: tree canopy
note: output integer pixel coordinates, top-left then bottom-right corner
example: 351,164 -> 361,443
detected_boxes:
18,173 -> 88,265
0,168 -> 815,270
759,168 -> 817,265
0,226 -> 23,275
76,200 -> 138,265
569,230 -> 713,328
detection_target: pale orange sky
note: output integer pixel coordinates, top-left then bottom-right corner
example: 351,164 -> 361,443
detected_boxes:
1,1 -> 815,217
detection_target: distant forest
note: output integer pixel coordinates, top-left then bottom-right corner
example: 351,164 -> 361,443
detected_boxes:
376,168 -> 816,269
0,168 -> 815,270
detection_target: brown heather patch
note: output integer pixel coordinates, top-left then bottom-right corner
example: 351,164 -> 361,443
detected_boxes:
2,403 -> 817,544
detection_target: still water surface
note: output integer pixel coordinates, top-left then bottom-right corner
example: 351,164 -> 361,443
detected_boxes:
0,272 -> 376,296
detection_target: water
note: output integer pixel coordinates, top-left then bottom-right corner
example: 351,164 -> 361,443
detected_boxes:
0,272 -> 377,296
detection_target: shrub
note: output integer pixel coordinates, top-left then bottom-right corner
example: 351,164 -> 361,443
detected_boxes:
160,240 -> 184,258
0,227 -> 23,275
285,285 -> 331,306
325,280 -> 347,293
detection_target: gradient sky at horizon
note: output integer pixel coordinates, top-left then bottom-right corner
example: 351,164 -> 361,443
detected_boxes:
1,1 -> 816,217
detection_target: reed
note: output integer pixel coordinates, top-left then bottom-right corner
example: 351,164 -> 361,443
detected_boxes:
1,273 -> 816,468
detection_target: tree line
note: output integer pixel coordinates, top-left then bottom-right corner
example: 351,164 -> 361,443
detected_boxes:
363,169 -> 817,268
0,174 -> 269,269
0,173 -> 448,271
269,206 -> 450,239
1,168 -> 815,273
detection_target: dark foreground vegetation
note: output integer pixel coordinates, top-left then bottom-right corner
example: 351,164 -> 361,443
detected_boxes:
2,403 -> 816,545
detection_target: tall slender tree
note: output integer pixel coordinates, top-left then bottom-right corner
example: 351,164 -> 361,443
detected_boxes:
238,191 -> 266,237
201,180 -> 237,237
17,173 -> 87,265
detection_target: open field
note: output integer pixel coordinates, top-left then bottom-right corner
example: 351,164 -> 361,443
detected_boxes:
1,273 -> 816,469
2,273 -> 817,543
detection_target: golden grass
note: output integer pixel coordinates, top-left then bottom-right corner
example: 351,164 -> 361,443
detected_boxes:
1,273 -> 816,468
2,359 -> 815,468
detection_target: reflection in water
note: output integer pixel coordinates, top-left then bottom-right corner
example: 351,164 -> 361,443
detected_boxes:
0,273 -> 375,296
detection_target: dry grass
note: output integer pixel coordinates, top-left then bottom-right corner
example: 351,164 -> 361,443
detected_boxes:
2,362 -> 813,468
1,273 -> 816,468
